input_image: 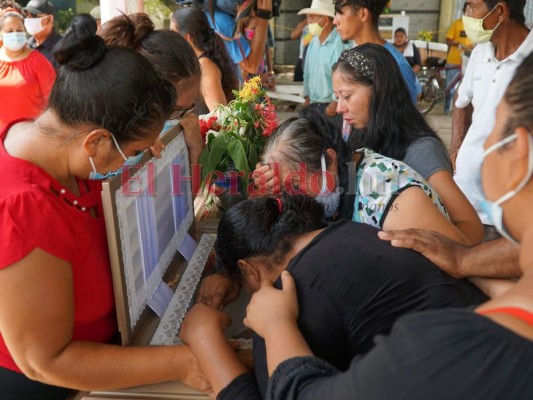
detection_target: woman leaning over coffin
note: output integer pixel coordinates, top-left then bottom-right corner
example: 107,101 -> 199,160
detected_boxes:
254,44 -> 484,245
0,20 -> 209,400
99,13 -> 205,164
246,52 -> 533,400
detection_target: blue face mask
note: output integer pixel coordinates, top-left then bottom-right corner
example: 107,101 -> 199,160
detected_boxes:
88,134 -> 144,180
2,32 -> 27,52
479,132 -> 533,244
161,119 -> 180,135
314,154 -> 340,218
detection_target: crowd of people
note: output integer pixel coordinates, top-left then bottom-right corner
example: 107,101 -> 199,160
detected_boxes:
0,0 -> 532,399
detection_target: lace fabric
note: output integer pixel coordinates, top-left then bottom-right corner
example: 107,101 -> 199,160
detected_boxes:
151,233 -> 216,345
115,132 -> 194,330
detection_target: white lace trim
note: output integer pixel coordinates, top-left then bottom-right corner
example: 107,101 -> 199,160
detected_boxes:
150,233 -> 216,345
115,133 -> 194,330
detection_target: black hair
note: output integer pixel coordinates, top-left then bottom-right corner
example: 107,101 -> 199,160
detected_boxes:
172,7 -> 239,102
333,0 -> 389,25
484,0 -> 526,24
262,109 -> 356,220
394,27 -> 406,36
65,13 -> 96,36
217,193 -> 328,282
503,53 -> 533,136
332,43 -> 442,161
99,13 -> 201,91
51,16 -> 176,144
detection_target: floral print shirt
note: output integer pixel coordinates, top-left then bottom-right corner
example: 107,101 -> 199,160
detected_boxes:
353,148 -> 448,228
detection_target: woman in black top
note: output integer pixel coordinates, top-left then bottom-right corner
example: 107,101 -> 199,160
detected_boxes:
180,194 -> 486,399
242,53 -> 533,399
393,27 -> 422,73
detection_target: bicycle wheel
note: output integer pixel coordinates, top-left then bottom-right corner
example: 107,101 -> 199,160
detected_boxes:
417,75 -> 440,114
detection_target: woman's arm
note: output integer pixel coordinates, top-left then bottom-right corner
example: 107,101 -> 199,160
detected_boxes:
180,303 -> 256,398
427,170 -> 485,244
180,113 -> 205,165
199,58 -> 227,112
244,273 -> 312,376
239,0 -> 271,74
35,52 -> 56,103
290,20 -> 307,40
0,248 -> 209,392
382,186 -> 470,245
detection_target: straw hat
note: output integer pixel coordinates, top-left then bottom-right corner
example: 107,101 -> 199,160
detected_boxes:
298,0 -> 335,18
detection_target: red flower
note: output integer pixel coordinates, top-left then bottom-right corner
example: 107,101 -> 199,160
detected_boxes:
199,115 -> 219,142
257,99 -> 277,137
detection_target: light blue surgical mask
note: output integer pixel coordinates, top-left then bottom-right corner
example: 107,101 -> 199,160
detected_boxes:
160,119 -> 180,136
479,132 -> 533,244
314,154 -> 340,218
2,32 -> 27,52
88,134 -> 144,180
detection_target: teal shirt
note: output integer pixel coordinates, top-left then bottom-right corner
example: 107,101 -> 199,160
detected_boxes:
303,29 -> 352,104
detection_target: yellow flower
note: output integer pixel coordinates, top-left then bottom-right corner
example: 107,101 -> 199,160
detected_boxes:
238,76 -> 263,102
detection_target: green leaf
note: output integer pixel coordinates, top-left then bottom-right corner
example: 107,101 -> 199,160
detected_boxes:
202,134 -> 227,182
248,142 -> 258,171
227,138 -> 250,183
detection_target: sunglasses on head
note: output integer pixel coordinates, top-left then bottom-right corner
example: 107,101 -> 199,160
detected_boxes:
169,103 -> 196,120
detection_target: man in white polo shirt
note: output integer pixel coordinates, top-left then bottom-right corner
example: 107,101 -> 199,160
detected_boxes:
378,1 -> 531,293
452,0 -> 532,241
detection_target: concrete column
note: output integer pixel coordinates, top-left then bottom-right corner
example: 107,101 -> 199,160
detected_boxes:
100,0 -> 126,24
438,0 -> 456,42
100,0 -> 144,24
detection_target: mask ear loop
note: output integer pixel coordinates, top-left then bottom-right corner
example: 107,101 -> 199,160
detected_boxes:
490,134 -> 533,206
89,157 -> 98,173
319,154 -> 328,194
109,133 -> 128,161
484,3 -> 504,29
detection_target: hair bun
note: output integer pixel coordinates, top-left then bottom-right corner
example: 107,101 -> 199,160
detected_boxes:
99,13 -> 154,50
54,18 -> 106,70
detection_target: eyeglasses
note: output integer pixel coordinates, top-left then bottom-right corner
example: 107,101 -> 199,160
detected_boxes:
169,103 -> 196,120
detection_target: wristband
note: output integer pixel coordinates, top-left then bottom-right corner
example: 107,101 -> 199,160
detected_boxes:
256,8 -> 272,20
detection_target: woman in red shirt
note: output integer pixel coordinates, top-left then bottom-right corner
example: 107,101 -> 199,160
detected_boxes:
0,8 -> 55,130
0,17 -> 209,400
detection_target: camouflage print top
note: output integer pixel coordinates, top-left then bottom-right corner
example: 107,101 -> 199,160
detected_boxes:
352,148 -> 448,228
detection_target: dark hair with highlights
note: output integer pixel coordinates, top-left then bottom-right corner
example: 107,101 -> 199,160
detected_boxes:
217,193 -> 328,282
51,15 -> 176,144
99,13 -> 201,91
333,43 -> 442,161
262,109 -> 356,220
172,7 -> 239,102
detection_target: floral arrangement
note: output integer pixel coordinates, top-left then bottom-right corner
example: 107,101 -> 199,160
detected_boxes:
198,76 -> 278,194
417,30 -> 434,42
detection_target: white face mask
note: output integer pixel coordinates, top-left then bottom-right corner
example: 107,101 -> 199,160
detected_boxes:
1,32 -> 27,51
314,154 -> 340,218
480,133 -> 533,244
462,4 -> 502,44
24,17 -> 45,36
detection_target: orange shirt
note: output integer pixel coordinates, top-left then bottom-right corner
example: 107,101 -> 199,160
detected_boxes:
0,50 -> 56,130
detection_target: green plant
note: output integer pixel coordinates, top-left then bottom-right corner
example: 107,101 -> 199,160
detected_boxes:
56,8 -> 74,34
198,76 -> 278,192
417,30 -> 433,42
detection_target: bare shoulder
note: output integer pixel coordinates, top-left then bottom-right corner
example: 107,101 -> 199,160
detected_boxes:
199,57 -> 222,77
